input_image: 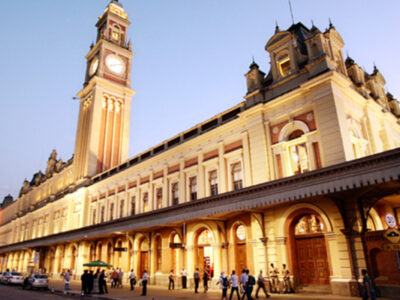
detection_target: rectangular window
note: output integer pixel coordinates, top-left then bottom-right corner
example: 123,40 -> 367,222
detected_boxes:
172,183 -> 179,206
232,163 -> 243,191
131,196 -> 136,215
110,203 -> 114,221
209,170 -> 218,196
120,200 -> 124,218
289,143 -> 309,174
156,188 -> 163,209
143,192 -> 149,212
92,209 -> 96,224
189,177 -> 197,201
100,206 -> 105,223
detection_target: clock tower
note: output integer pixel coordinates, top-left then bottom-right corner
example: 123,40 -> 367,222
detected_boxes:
73,0 -> 135,181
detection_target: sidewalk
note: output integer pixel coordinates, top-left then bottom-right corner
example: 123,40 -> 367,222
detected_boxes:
48,279 -> 392,300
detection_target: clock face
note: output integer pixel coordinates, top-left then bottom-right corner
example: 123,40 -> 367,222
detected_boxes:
105,54 -> 125,75
89,57 -> 99,76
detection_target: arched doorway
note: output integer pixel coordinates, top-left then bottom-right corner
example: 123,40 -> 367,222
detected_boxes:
196,229 -> 214,277
89,245 -> 95,262
233,224 -> 247,272
70,246 -> 77,272
139,238 -> 149,277
107,243 -> 113,265
292,213 -> 329,284
170,234 -> 181,274
97,243 -> 102,261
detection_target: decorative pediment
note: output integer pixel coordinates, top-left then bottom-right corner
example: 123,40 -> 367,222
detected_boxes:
266,31 -> 291,49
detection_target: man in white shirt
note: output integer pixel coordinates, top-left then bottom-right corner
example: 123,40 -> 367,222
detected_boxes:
217,271 -> 229,300
128,269 -> 136,291
240,269 -> 248,299
229,270 -> 240,300
141,270 -> 148,296
181,268 -> 187,289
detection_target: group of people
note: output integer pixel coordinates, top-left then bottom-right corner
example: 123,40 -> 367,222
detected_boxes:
267,263 -> 293,294
110,268 -> 124,288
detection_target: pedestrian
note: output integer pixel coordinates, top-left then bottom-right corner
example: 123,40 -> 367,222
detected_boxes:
64,269 -> 70,294
99,269 -> 108,294
118,268 -> 124,288
245,270 -> 256,300
229,270 -> 240,300
181,268 -> 187,289
194,267 -> 200,293
112,268 -> 118,288
255,270 -> 269,298
269,263 -> 279,293
93,269 -> 100,294
141,269 -> 148,296
88,270 -> 94,294
217,271 -> 229,300
240,269 -> 248,299
361,269 -> 376,300
81,269 -> 89,295
129,269 -> 136,291
282,264 -> 292,293
203,269 -> 209,293
169,269 -> 175,290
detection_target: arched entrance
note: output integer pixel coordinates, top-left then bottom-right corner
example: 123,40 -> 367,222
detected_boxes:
291,213 -> 329,285
139,238 -> 149,277
171,233 -> 181,273
233,224 -> 247,272
70,246 -> 77,272
195,229 -> 214,277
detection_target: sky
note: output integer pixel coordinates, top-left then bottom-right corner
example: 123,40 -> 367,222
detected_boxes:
0,0 -> 399,200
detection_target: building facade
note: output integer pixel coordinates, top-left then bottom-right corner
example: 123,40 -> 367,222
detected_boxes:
1,1 -> 400,297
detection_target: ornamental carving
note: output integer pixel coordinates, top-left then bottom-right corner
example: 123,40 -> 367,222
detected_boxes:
294,214 -> 324,235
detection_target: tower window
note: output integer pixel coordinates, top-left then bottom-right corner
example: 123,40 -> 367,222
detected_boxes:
278,54 -> 291,77
112,30 -> 120,41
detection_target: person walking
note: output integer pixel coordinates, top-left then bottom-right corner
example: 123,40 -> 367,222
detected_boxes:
64,269 -> 70,294
217,271 -> 229,300
229,270 -> 240,300
282,264 -> 292,293
129,269 -> 136,291
111,268 -> 118,288
181,268 -> 187,289
141,270 -> 148,296
81,270 -> 89,295
118,268 -> 124,288
194,268 -> 200,294
255,270 -> 269,298
240,269 -> 248,299
361,269 -> 376,300
99,270 -> 107,294
245,270 -> 256,300
203,269 -> 209,293
169,269 -> 175,290
93,269 -> 100,294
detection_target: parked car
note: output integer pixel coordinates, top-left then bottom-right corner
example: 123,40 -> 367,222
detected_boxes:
22,274 -> 48,290
0,272 -> 8,283
2,272 -> 24,285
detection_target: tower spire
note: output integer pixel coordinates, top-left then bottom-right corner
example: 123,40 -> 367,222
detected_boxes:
288,0 -> 295,24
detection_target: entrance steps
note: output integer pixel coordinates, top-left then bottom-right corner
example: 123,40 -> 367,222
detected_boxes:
296,284 -> 332,294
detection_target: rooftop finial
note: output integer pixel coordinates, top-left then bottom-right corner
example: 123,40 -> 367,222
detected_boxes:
288,0 -> 295,24
373,61 -> 379,74
329,18 -> 335,29
311,19 -> 315,27
275,20 -> 280,33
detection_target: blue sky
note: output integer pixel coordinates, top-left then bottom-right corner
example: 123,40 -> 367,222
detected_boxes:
1,0 -> 399,199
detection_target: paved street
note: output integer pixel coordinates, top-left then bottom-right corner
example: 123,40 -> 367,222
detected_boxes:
0,284 -> 76,300
0,280 -> 396,300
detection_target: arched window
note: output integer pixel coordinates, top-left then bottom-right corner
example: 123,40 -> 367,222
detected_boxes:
294,214 -> 324,235
288,129 -> 304,140
111,25 -> 121,42
232,163 -> 243,190
172,183 -> 179,206
100,206 -> 105,223
189,177 -> 197,201
209,170 -> 218,196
